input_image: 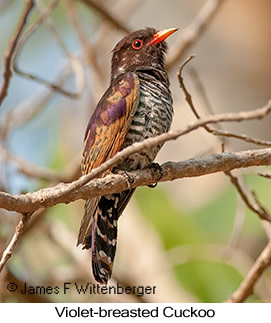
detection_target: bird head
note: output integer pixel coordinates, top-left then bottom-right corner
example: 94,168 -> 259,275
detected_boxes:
111,27 -> 178,82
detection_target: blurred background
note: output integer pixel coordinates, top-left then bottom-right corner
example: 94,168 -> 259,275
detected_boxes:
0,0 -> 271,302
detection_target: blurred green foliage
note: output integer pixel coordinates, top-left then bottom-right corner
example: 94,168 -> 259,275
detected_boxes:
135,172 -> 270,302
174,261 -> 243,302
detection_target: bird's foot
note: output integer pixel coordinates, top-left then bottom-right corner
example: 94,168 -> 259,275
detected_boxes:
147,163 -> 163,188
150,162 -> 164,180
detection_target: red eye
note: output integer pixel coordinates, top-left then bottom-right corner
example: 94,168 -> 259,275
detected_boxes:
132,39 -> 143,50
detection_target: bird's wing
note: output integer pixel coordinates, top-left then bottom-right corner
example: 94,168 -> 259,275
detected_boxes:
81,72 -> 140,175
77,72 -> 140,246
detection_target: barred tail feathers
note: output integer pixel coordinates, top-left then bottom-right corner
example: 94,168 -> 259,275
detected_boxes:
82,190 -> 135,284
91,195 -> 118,284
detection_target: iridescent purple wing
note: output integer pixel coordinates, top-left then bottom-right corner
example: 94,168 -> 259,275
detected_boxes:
81,72 -> 140,175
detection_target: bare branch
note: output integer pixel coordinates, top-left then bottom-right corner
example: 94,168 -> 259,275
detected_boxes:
178,56 -> 271,147
13,0 -> 82,99
225,171 -> 271,222
0,0 -> 34,106
209,129 -> 271,147
0,100 -> 270,214
224,167 -> 271,302
0,213 -> 31,273
0,100 -> 270,215
0,53 -> 84,136
1,148 -> 271,214
40,99 -> 271,200
167,0 -> 226,69
227,241 -> 271,303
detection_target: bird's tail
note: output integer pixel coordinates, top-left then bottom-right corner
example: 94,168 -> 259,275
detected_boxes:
78,189 -> 135,284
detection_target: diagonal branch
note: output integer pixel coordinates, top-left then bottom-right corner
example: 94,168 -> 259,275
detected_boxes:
225,171 -> 271,222
0,213 -> 31,273
30,99 -> 271,198
13,0 -> 82,99
0,100 -> 270,214
227,241 -> 271,303
1,148 -> 271,214
0,0 -> 34,106
178,56 -> 271,147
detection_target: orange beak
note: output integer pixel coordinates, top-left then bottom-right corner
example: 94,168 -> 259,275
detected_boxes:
147,27 -> 178,46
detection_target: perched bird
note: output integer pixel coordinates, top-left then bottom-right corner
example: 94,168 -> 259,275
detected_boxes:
77,27 -> 177,284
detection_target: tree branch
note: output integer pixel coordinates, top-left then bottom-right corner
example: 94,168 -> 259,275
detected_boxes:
12,0 -> 83,99
0,0 -> 34,106
0,213 -> 31,273
31,100 -> 271,203
1,100 -> 271,214
225,171 -> 271,222
178,56 -> 271,147
1,148 -> 271,214
227,241 -> 271,302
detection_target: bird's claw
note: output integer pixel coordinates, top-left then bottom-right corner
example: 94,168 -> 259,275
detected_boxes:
146,163 -> 163,188
150,162 -> 163,180
147,183 -> 158,188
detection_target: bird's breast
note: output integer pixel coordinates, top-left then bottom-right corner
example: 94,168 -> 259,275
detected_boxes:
119,76 -> 173,170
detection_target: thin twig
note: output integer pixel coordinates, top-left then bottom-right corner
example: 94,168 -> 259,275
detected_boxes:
167,0 -> 226,69
0,52 -> 84,135
227,241 -> 271,303
188,66 -> 214,117
0,213 -> 31,273
0,0 -> 34,106
178,56 -> 271,147
208,129 -> 271,147
225,171 -> 271,222
13,0 -> 82,99
177,55 -> 226,138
